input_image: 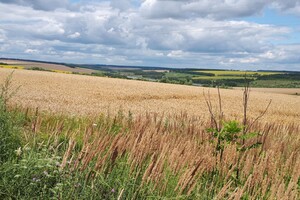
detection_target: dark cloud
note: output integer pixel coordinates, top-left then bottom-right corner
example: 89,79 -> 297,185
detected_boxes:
140,0 -> 300,20
0,0 -> 69,10
273,0 -> 300,10
140,0 -> 270,20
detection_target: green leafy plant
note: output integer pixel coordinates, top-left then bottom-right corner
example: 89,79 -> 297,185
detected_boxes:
207,120 -> 262,160
204,79 -> 271,184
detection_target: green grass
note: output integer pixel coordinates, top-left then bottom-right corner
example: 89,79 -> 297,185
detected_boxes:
251,80 -> 300,88
0,100 -> 22,163
0,106 -> 192,199
194,70 -> 281,76
192,76 -> 254,80
165,72 -> 193,78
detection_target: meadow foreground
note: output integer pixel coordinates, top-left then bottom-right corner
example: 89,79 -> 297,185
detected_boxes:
0,68 -> 299,199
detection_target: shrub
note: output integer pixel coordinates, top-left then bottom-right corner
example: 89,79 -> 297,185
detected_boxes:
28,67 -> 51,72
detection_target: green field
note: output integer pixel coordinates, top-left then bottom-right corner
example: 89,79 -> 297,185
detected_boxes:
193,76 -> 255,80
165,72 -> 191,78
250,79 -> 300,88
0,64 -> 24,70
195,70 -> 281,76
187,70 -> 299,88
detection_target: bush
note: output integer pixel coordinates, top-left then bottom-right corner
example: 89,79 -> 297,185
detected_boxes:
28,67 -> 51,72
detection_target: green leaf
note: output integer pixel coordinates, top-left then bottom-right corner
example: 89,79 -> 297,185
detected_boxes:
239,132 -> 259,140
223,121 -> 242,134
239,142 -> 262,152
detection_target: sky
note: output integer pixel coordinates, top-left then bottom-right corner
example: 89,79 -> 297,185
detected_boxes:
0,0 -> 300,71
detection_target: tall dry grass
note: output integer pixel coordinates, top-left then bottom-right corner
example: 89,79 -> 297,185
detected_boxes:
25,108 -> 300,199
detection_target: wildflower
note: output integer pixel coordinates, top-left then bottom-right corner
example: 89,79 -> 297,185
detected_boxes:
43,171 -> 49,176
23,146 -> 31,151
23,143 -> 30,151
15,147 -> 22,157
56,162 -> 61,167
111,188 -> 115,193
75,183 -> 81,188
32,177 -> 40,182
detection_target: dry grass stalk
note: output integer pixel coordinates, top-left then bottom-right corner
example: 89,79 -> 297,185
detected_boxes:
61,138 -> 76,170
15,105 -> 300,199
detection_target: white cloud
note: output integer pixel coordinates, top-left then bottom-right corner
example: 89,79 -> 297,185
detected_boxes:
260,51 -> 276,59
0,1 -> 300,70
25,49 -> 39,54
140,0 -> 269,20
167,50 -> 185,58
0,29 -> 6,42
140,0 -> 300,19
228,57 -> 260,64
67,32 -> 81,39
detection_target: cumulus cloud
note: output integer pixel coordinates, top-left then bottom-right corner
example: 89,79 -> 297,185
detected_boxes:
0,0 -> 69,11
0,29 -> 6,42
140,0 -> 269,20
272,0 -> 300,16
272,0 -> 300,10
67,32 -> 81,39
140,0 -> 300,20
24,48 -> 39,54
111,0 -> 132,10
0,1 -> 300,70
142,19 -> 289,54
260,44 -> 300,64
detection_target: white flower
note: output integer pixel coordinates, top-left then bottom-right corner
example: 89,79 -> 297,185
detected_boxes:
43,171 -> 49,176
15,147 -> 22,156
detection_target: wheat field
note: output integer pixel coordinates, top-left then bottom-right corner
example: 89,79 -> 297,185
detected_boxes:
0,59 -> 95,74
0,68 -> 299,124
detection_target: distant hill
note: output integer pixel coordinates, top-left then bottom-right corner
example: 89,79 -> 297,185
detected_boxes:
0,58 -> 95,74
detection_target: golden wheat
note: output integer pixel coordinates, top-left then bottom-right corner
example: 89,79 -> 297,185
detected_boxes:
0,68 -> 299,124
